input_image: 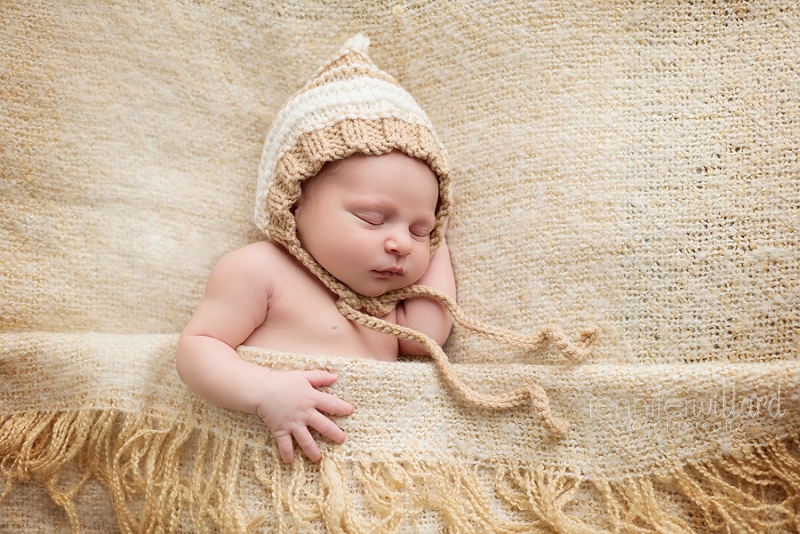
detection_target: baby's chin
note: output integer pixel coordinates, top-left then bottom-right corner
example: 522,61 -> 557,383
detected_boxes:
348,280 -> 413,298
329,269 -> 423,298
354,286 -> 396,298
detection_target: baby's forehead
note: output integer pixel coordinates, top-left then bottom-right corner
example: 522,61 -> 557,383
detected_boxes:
299,161 -> 342,199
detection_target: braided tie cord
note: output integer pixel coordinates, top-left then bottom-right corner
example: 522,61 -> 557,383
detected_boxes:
337,287 -> 601,438
380,285 -> 600,363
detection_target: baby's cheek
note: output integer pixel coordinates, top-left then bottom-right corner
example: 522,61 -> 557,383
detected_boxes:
412,254 -> 431,281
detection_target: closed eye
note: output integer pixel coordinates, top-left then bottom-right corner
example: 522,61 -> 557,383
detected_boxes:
355,211 -> 384,226
410,224 -> 433,238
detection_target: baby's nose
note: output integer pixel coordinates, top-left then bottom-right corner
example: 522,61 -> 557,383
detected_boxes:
386,231 -> 412,256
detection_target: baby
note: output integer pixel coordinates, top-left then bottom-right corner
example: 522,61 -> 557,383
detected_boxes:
178,35 -> 596,459
176,35 -> 457,463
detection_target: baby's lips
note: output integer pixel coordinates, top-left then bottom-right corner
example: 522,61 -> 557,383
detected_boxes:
374,266 -> 404,276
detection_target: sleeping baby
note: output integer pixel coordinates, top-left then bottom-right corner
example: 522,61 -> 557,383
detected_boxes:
176,34 -> 456,463
177,34 -> 599,464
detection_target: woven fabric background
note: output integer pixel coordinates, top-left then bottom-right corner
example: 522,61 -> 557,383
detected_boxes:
2,1 -> 798,532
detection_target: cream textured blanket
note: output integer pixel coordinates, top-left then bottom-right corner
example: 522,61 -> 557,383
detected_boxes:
2,2 -> 799,532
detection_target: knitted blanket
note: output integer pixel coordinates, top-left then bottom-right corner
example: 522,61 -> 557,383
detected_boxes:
2,1 -> 798,532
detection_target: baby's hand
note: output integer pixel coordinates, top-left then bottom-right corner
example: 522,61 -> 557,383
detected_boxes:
256,370 -> 354,463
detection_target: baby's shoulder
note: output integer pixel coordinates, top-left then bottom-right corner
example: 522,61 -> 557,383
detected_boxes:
220,241 -> 291,267
210,241 -> 295,285
226,240 -> 288,263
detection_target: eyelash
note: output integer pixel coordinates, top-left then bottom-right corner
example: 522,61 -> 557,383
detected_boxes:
356,213 -> 431,238
410,227 -> 431,238
356,213 -> 384,226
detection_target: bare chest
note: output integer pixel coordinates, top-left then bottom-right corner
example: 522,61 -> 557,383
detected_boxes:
243,268 -> 399,361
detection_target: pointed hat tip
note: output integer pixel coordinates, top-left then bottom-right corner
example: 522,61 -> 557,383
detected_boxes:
342,33 -> 370,55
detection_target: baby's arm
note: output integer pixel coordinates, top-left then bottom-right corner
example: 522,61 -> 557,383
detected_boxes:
396,237 -> 457,354
176,243 -> 353,463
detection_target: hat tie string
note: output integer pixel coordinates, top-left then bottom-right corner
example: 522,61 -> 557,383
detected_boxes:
336,289 -> 601,437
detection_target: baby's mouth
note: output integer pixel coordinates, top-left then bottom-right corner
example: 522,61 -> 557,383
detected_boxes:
373,267 -> 404,277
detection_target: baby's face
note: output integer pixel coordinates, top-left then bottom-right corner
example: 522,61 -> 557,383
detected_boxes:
294,151 -> 439,298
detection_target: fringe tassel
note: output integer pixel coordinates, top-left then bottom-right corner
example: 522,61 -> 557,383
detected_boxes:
1,409 -> 798,533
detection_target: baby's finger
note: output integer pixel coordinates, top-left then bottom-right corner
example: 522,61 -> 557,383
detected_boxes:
314,391 -> 354,416
308,411 -> 346,444
274,432 -> 295,463
302,370 -> 340,388
293,427 -> 322,462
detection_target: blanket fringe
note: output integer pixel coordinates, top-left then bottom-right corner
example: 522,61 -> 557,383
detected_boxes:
1,409 -> 798,533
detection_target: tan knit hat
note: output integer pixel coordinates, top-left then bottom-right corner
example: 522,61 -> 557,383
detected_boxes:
255,34 -> 600,437
256,33 -> 450,266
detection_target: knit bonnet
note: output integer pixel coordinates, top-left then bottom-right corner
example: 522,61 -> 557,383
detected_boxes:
256,35 -> 600,437
255,34 -> 450,317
